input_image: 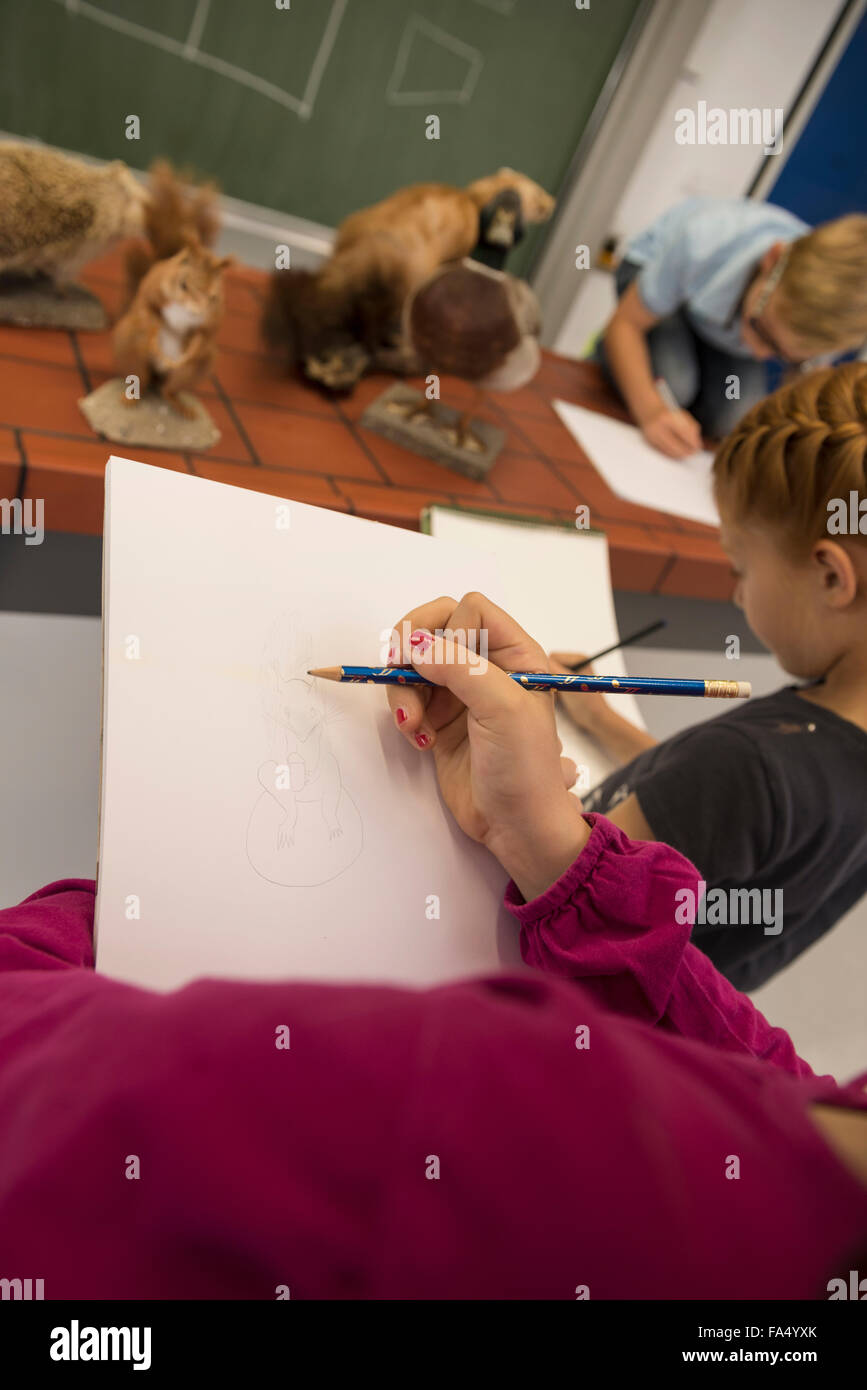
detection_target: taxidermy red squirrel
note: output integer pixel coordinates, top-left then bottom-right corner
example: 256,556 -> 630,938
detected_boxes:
262,168 -> 555,395
113,159 -> 228,417
122,158 -> 220,306
113,240 -> 232,417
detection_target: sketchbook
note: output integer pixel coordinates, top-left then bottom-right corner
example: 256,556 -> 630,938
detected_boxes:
424,507 -> 646,792
96,458 -> 523,992
552,399 -> 718,527
96,462 -> 640,992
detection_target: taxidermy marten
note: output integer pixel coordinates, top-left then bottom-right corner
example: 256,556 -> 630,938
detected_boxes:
0,142 -> 148,285
113,240 -> 232,417
262,168 -> 555,396
122,158 -> 220,308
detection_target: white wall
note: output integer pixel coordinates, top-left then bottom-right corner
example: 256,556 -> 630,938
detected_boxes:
554,0 -> 843,356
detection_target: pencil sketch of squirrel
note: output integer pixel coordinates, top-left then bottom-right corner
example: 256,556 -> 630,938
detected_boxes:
247,615 -> 363,887
113,240 -> 231,416
261,667 -> 345,850
0,142 -> 148,285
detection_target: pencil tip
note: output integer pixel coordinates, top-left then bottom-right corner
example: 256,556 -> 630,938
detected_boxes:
308,666 -> 341,681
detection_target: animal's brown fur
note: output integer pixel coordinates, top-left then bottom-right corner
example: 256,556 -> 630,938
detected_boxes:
262,168 -> 555,395
114,242 -> 232,416
0,142 -> 147,283
123,159 -> 220,307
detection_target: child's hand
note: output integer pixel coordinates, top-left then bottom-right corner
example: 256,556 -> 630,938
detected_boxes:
641,407 -> 702,459
386,593 -> 590,901
548,651 -> 609,734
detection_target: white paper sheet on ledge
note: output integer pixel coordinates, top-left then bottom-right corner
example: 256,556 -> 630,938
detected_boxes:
96,458 -> 520,993
553,399 -> 718,527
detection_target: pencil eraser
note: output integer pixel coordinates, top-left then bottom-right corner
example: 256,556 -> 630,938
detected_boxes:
737,682 -> 752,698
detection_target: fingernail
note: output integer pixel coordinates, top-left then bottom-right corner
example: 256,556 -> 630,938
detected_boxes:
396,707 -> 407,725
415,732 -> 430,748
409,629 -> 432,653
387,644 -> 398,663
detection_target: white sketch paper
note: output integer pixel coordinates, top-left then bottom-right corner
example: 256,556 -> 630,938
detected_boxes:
553,399 -> 718,527
96,459 -> 519,992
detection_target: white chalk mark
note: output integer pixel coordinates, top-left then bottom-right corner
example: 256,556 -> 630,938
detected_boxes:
300,0 -> 348,117
51,0 -> 346,120
386,16 -> 484,107
184,0 -> 211,57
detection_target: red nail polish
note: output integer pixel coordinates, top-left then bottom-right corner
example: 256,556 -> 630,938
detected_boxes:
396,707 -> 407,725
409,629 -> 432,650
415,732 -> 430,748
388,645 -> 398,664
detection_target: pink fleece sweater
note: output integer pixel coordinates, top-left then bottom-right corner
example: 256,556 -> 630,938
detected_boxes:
1,815 -> 865,1300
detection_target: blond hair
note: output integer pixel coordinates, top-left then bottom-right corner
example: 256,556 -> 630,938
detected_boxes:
777,215 -> 867,350
713,362 -> 867,553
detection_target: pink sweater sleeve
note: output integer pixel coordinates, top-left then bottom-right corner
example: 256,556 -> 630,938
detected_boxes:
0,878 -> 96,972
505,813 -> 816,1079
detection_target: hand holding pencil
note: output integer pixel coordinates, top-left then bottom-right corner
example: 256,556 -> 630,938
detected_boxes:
378,592 -> 591,903
308,594 -> 749,900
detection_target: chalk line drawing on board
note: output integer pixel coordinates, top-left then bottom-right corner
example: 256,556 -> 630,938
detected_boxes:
386,17 -> 483,106
246,612 -> 363,887
55,0 -> 347,119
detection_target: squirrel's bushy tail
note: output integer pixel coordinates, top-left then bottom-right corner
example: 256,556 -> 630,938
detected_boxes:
123,159 -> 220,306
262,237 -> 413,394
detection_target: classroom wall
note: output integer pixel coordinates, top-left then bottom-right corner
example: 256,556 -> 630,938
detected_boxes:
553,0 -> 844,357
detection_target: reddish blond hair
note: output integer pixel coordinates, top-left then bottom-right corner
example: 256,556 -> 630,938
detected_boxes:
713,363 -> 867,554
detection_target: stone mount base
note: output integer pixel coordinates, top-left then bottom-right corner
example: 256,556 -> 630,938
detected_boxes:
79,379 -> 221,450
361,383 -> 504,481
0,273 -> 107,330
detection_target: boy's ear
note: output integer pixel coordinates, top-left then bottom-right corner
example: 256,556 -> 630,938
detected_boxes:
813,539 -> 858,608
761,240 -> 786,273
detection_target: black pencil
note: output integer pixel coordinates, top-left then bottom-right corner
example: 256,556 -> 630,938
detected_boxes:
568,619 -> 667,672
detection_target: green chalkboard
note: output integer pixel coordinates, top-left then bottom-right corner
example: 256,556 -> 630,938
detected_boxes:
0,0 -> 642,274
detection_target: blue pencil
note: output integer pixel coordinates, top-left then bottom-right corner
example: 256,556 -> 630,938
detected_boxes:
308,665 -> 751,699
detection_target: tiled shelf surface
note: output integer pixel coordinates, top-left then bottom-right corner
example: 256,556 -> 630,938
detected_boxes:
0,251 -> 732,600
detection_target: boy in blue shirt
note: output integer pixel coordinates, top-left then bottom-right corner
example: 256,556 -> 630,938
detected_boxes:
597,198 -> 867,457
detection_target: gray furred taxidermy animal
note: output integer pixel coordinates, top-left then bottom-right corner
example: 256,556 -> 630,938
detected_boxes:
0,142 -> 148,285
